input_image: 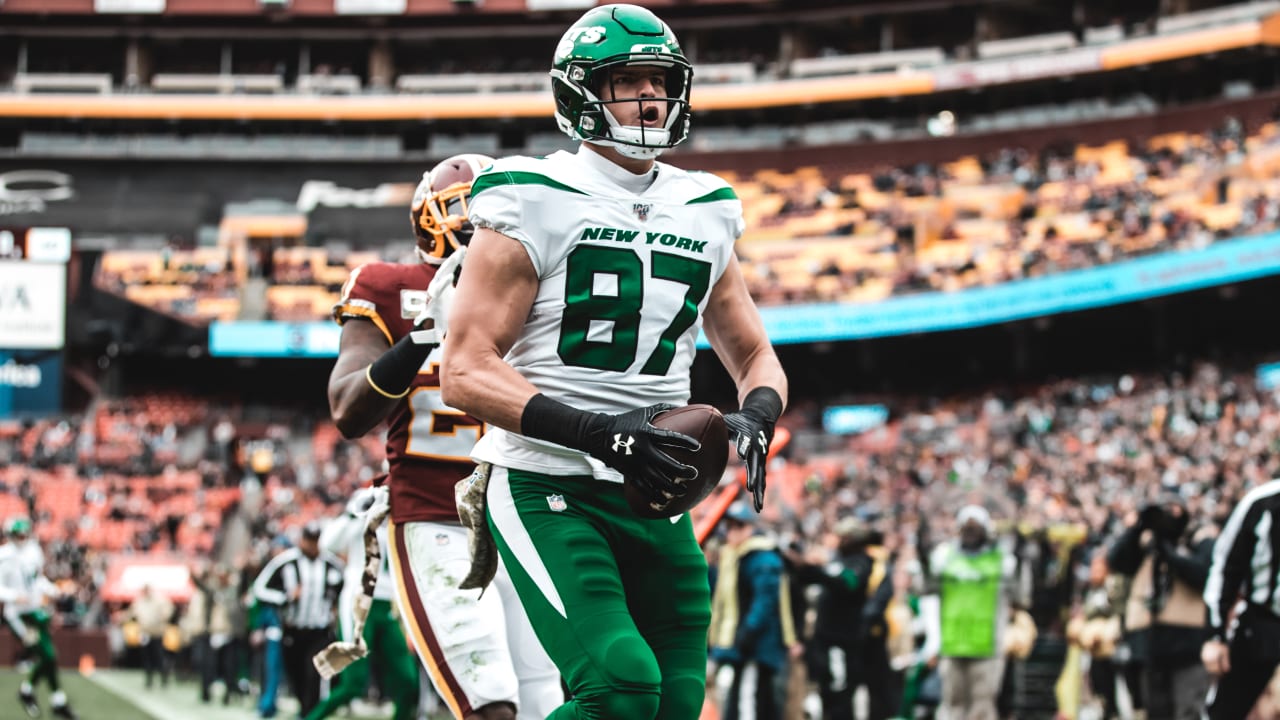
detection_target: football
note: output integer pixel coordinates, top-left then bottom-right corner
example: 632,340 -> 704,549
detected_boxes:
624,404 -> 730,519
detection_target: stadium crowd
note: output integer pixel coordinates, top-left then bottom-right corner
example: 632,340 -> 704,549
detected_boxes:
90,115 -> 1280,325
3,353 -> 1279,717
739,116 -> 1280,305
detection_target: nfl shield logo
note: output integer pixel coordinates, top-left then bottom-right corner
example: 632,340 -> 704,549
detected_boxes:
633,203 -> 651,221
435,533 -> 449,546
547,494 -> 567,512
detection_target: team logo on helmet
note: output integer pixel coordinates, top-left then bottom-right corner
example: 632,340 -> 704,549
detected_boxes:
410,153 -> 494,266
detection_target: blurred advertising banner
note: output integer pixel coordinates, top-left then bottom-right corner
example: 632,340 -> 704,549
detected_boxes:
1258,361 -> 1280,390
822,404 -> 890,435
0,259 -> 67,350
208,321 -> 340,357
335,0 -> 406,13
527,0 -> 595,9
741,231 -> 1280,346
101,557 -> 194,604
0,350 -> 62,418
933,48 -> 1103,91
94,0 -> 166,12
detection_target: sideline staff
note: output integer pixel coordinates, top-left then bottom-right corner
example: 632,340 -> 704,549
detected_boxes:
1202,478 -> 1280,720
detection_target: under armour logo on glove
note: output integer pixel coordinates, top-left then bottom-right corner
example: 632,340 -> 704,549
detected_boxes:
575,402 -> 697,502
735,431 -> 767,457
612,434 -> 636,455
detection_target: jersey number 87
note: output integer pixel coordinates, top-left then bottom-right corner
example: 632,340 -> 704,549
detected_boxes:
557,245 -> 711,376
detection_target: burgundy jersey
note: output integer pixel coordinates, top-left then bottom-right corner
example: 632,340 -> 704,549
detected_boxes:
333,262 -> 483,524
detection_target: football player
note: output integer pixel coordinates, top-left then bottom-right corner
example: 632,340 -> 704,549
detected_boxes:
1,517 -> 78,719
440,4 -> 788,719
306,485 -> 419,720
327,154 -> 561,720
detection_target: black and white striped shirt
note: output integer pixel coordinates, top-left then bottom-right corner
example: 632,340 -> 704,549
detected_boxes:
252,547 -> 345,630
1204,478 -> 1280,640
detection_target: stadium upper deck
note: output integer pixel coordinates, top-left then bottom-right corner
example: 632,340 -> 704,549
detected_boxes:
0,0 -> 1272,130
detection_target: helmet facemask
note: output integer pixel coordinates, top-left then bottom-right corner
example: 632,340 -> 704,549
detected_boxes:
413,181 -> 474,265
410,153 -> 492,266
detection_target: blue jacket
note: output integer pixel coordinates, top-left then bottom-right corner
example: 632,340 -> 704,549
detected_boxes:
710,535 -> 795,671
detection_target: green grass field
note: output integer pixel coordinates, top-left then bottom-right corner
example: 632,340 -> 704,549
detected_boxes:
0,667 -> 160,719
0,666 -> 446,720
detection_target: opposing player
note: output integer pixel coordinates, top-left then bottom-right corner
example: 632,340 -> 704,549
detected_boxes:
441,5 -> 788,718
327,154 -> 561,720
0,517 -> 78,719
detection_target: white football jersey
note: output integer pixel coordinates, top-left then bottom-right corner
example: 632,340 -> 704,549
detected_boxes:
10,539 -> 48,613
467,147 -> 742,481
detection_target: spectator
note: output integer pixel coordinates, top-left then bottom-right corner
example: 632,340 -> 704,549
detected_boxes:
1073,552 -> 1124,720
709,501 -> 799,720
248,540 -> 289,720
188,562 -> 244,705
124,584 -> 175,689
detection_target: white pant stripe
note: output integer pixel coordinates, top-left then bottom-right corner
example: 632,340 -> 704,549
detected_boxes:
487,467 -> 568,618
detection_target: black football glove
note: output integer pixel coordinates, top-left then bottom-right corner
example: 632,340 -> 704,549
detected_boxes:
521,395 -> 698,503
724,387 -> 784,512
580,404 -> 699,502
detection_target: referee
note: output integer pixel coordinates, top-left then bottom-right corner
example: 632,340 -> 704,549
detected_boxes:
1202,478 -> 1280,720
252,522 -> 345,718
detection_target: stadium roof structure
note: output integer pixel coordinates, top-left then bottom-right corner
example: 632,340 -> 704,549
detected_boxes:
3,8 -> 1280,120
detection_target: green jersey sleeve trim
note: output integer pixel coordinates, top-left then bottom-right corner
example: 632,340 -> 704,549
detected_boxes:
685,186 -> 738,204
471,170 -> 588,197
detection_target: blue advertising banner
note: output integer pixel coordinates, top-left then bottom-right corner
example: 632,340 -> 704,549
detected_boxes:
1258,361 -> 1280,390
0,350 -> 62,418
746,231 -> 1280,346
822,404 -> 891,435
209,232 -> 1280,356
209,321 -> 341,358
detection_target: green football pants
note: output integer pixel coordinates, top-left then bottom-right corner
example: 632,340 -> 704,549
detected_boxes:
304,599 -> 419,720
486,467 -> 711,720
20,611 -> 59,692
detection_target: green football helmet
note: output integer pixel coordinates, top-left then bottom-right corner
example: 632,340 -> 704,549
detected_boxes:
551,3 -> 693,159
6,516 -> 31,537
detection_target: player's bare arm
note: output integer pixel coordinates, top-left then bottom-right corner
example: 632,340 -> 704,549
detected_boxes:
440,226 -> 543,432
703,255 -> 788,405
327,318 -> 399,439
703,253 -> 787,509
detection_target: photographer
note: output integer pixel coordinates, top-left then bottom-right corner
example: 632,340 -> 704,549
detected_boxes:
786,517 -> 882,720
1108,494 -> 1214,720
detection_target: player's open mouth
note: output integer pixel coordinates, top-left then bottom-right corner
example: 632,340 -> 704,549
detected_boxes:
641,107 -> 660,124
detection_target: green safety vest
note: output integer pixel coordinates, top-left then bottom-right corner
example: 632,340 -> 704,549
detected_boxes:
939,545 -> 1003,658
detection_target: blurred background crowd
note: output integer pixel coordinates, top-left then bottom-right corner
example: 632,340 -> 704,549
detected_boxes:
6,0 -> 1280,718
6,354 -> 1280,718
